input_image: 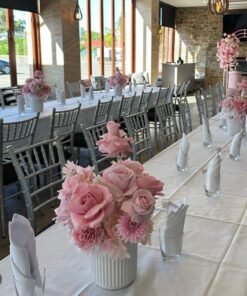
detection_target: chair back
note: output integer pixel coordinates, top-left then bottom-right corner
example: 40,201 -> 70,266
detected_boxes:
138,89 -> 153,112
155,87 -> 168,105
155,102 -> 178,148
118,94 -> 135,122
166,85 -> 175,103
7,136 -> 66,232
178,97 -> 192,134
124,110 -> 153,161
210,85 -> 221,114
80,122 -> 113,174
2,113 -> 40,153
93,98 -> 113,125
49,104 -> 81,157
201,87 -> 217,118
195,90 -> 206,125
66,81 -> 81,97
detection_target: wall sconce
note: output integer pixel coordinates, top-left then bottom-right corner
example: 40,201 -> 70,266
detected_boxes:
74,0 -> 83,21
208,0 -> 229,15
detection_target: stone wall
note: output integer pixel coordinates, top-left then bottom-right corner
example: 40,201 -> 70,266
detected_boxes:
175,7 -> 247,87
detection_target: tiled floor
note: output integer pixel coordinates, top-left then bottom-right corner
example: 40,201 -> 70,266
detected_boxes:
0,97 -> 200,260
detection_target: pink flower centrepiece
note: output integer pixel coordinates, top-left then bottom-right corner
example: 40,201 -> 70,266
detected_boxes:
55,123 -> 164,258
216,33 -> 239,70
221,97 -> 247,118
109,67 -> 127,88
55,160 -> 164,257
22,70 -> 52,98
96,120 -> 133,158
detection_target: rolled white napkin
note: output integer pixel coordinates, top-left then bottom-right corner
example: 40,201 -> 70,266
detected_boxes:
128,82 -> 132,93
177,133 -> 190,170
80,84 -> 86,99
202,115 -> 212,146
60,90 -> 66,105
133,78 -> 137,89
88,86 -> 94,100
204,152 -> 222,196
105,80 -> 110,93
219,110 -> 226,129
9,214 -> 42,296
17,95 -> 25,114
143,79 -> 147,90
55,87 -> 61,102
229,129 -> 244,158
162,199 -> 189,256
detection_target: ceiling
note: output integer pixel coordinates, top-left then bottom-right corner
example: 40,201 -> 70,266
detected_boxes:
161,0 -> 247,9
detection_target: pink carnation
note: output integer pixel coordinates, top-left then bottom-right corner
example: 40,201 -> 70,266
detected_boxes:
72,227 -> 105,250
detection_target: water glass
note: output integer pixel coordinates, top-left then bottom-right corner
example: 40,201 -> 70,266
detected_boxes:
159,229 -> 183,262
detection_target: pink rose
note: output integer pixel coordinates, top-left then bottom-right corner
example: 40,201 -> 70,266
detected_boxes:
68,182 -> 114,230
132,189 -> 155,215
102,164 -> 137,201
119,159 -> 144,176
121,189 -> 155,220
72,227 -> 105,250
107,121 -> 120,136
97,135 -> 132,158
137,174 -> 164,196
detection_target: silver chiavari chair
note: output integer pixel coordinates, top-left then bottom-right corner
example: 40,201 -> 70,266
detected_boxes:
117,94 -> 135,125
66,81 -> 81,98
178,96 -> 193,135
137,89 -> 153,112
93,98 -> 113,125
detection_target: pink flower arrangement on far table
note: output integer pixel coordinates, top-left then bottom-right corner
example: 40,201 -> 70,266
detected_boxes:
22,70 -> 52,98
216,33 -> 239,70
55,123 -> 164,259
238,79 -> 247,91
96,121 -> 133,158
109,67 -> 127,88
221,97 -> 247,118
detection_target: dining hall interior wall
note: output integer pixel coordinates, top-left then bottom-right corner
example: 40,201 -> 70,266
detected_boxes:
135,0 -> 160,83
174,7 -> 247,87
39,0 -> 80,95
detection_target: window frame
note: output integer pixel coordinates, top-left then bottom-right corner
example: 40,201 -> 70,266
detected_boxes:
2,8 -> 41,87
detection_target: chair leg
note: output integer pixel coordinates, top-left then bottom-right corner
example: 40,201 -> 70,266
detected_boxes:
0,190 -> 6,238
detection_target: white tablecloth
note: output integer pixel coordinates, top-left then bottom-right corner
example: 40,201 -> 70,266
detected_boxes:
0,86 -> 158,143
1,114 -> 247,296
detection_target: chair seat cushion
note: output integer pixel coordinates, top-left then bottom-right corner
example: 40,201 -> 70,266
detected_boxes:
74,132 -> 88,148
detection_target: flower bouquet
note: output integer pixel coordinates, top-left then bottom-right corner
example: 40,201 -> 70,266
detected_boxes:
22,70 -> 52,98
22,70 -> 52,112
238,79 -> 247,98
221,96 -> 247,136
109,67 -> 127,97
217,33 -> 239,70
55,121 -> 164,289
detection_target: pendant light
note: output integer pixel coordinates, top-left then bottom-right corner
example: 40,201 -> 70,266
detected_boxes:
74,0 -> 83,21
208,0 -> 229,15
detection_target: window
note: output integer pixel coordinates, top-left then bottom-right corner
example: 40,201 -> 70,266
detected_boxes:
79,0 -> 135,79
0,8 -> 41,88
159,26 -> 174,72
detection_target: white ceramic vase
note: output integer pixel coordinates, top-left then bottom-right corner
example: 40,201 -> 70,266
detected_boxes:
114,85 -> 123,97
91,243 -> 137,290
29,94 -> 44,112
227,116 -> 244,137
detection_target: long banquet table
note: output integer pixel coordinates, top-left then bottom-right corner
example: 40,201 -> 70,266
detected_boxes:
0,86 -> 158,143
1,114 -> 247,295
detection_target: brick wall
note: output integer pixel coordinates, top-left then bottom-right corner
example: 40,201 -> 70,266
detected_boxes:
175,7 -> 247,87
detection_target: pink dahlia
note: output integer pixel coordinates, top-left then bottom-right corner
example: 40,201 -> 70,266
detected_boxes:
72,227 -> 105,250
116,214 -> 153,244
